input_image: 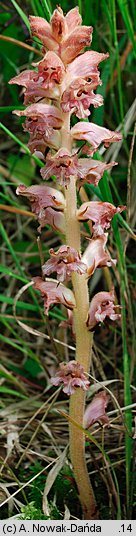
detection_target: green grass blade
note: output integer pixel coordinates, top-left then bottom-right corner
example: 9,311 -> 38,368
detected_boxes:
1,317 -> 40,362
10,0 -> 30,31
0,385 -> 27,399
111,0 -> 124,125
0,369 -> 27,394
0,221 -> 25,277
0,106 -> 24,113
0,333 -> 31,358
0,264 -> 27,283
0,294 -> 37,312
117,0 -> 136,56
78,0 -> 82,16
0,123 -> 44,168
41,0 -> 52,19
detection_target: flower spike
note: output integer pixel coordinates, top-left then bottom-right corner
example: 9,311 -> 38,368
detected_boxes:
9,5 -> 124,519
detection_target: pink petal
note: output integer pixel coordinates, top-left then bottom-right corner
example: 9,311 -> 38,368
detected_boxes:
77,159 -> 117,188
28,128 -> 61,153
10,69 -> 50,106
65,7 -> 82,32
82,234 -> 116,276
16,184 -> 65,211
14,103 -> 62,153
71,122 -> 122,154
29,15 -> 58,52
42,151 -> 116,187
61,26 -> 93,64
33,51 -> 65,82
61,50 -> 109,116
33,277 -> 76,314
84,391 -> 110,428
87,289 -> 121,330
77,201 -> 126,235
9,70 -> 35,87
50,8 -> 67,43
29,9 -> 92,65
14,102 -> 62,127
16,184 -> 65,233
41,148 -> 78,185
61,78 -> 103,118
36,207 -> 65,233
51,360 -> 90,395
42,245 -> 87,281
62,377 -> 90,396
9,52 -> 65,104
67,50 -> 109,80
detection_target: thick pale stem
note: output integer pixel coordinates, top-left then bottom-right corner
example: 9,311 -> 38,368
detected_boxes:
62,115 -> 97,519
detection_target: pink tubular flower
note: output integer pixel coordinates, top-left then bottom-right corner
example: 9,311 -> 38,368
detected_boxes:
60,26 -> 92,65
71,122 -> 122,155
84,391 -> 110,428
9,52 -> 65,104
33,277 -> 76,314
77,201 -> 126,236
41,148 -> 78,185
14,102 -> 62,126
76,159 -> 116,189
16,184 -> 65,232
82,234 -> 116,276
28,128 -> 61,155
14,103 -> 62,154
42,245 -> 87,281
38,207 -> 65,233
87,289 -> 121,330
16,184 -> 65,211
67,50 -> 109,82
60,50 -> 108,118
29,7 -> 92,65
41,150 -> 116,188
51,360 -> 90,395
61,79 -> 103,119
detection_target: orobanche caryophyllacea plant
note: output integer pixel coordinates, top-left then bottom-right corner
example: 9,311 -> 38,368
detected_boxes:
9,6 -> 126,519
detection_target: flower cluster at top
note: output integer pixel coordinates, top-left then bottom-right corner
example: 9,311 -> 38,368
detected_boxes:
10,7 -> 124,395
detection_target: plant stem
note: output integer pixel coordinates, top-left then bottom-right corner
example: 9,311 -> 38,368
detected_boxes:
62,114 -> 97,518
